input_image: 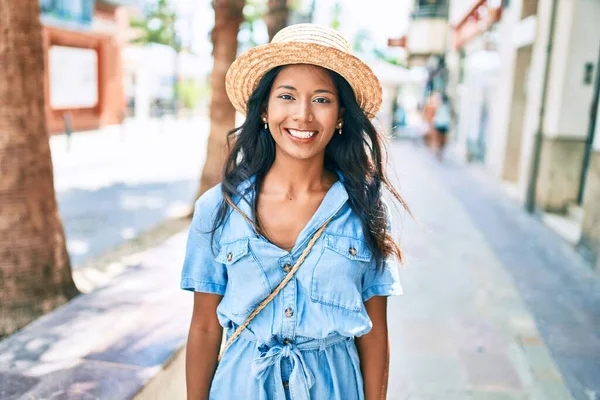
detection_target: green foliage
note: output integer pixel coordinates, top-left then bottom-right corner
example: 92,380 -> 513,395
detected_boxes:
243,0 -> 267,23
177,80 -> 208,110
239,0 -> 267,47
130,0 -> 181,51
353,28 -> 408,69
288,0 -> 301,12
330,1 -> 341,30
374,48 -> 408,69
353,30 -> 371,53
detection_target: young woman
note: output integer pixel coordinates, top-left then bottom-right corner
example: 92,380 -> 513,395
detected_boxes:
181,24 -> 409,400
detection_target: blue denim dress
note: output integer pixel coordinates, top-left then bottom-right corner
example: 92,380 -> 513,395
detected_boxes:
181,174 -> 402,400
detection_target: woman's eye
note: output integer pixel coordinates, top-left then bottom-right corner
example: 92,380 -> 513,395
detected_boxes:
313,97 -> 331,104
278,94 -> 294,100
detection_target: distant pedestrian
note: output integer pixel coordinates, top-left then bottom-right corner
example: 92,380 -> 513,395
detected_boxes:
433,93 -> 453,160
181,24 -> 410,400
422,92 -> 440,148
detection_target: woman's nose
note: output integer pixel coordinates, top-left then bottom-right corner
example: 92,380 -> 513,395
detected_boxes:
292,100 -> 312,122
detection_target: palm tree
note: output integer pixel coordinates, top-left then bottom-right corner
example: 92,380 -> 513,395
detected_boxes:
0,0 -> 79,338
266,0 -> 289,40
195,0 -> 245,199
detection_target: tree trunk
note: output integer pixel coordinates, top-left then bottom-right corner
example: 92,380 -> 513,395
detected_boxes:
194,0 -> 245,200
0,0 -> 79,338
266,0 -> 289,41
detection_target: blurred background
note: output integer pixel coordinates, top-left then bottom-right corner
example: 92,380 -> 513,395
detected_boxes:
1,0 -> 600,399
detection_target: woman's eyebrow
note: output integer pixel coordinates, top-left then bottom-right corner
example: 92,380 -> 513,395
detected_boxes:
314,89 -> 335,95
276,85 -> 297,91
275,85 -> 335,95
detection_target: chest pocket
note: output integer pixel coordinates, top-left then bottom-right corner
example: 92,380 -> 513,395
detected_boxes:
310,233 -> 372,312
216,238 -> 270,316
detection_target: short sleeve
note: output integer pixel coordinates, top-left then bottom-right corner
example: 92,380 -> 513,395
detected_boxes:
361,206 -> 403,302
361,256 -> 402,302
180,192 -> 227,295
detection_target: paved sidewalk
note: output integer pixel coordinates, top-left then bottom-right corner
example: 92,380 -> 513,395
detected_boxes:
0,233 -> 190,400
50,117 -> 209,267
386,140 -> 599,399
43,124 -> 599,399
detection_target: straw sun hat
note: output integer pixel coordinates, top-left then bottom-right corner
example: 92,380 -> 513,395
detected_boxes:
225,24 -> 382,120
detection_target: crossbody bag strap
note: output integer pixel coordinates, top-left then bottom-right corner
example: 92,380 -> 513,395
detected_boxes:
217,219 -> 331,361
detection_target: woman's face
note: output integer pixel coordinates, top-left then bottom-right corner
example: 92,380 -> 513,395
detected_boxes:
263,64 -> 343,162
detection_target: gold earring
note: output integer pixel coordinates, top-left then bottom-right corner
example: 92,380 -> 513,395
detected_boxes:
338,124 -> 342,135
263,118 -> 268,130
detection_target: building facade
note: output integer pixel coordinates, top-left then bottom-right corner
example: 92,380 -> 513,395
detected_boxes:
40,0 -> 132,134
449,0 -> 502,164
447,0 -> 600,269
405,0 -> 450,67
580,83 -> 600,269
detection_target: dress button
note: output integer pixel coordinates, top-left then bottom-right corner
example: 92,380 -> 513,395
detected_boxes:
283,263 -> 292,273
284,307 -> 294,318
348,247 -> 357,256
283,381 -> 289,389
227,252 -> 233,261
283,338 -> 292,345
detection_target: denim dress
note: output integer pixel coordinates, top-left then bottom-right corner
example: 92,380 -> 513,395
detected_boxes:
181,174 -> 402,400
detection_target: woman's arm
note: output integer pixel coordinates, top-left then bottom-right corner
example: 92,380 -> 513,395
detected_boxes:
356,296 -> 390,400
186,292 -> 223,400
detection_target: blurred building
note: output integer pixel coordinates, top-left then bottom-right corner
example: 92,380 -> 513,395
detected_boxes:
447,0 -> 600,269
40,0 -> 136,134
411,0 -> 450,93
447,1 -> 502,163
122,45 -> 210,119
387,0 -> 451,109
403,0 -> 450,68
368,60 -> 411,133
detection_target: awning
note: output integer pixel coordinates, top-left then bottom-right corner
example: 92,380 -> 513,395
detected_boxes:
453,0 -> 503,49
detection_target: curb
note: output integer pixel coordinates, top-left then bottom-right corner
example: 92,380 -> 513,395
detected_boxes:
72,215 -> 191,293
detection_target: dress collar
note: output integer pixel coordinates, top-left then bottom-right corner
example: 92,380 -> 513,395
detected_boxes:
233,171 -> 348,254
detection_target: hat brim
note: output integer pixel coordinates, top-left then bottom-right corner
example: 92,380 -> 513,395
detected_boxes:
226,42 -> 382,120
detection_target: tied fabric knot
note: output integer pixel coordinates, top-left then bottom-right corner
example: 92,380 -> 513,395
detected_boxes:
251,343 -> 315,400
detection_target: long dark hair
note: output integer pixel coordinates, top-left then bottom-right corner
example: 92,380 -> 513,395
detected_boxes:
212,65 -> 410,269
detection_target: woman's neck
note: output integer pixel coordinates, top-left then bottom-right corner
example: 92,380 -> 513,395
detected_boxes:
261,156 -> 336,196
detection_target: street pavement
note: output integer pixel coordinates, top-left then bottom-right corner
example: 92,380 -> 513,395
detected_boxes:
50,117 -> 209,267
48,121 -> 600,399
387,140 -> 599,399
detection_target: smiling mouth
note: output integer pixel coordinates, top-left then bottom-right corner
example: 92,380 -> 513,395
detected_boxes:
285,128 -> 318,139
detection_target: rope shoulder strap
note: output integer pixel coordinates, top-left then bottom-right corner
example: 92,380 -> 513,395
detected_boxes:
218,219 -> 331,361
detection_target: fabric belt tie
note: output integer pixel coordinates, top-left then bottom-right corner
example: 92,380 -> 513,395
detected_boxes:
251,343 -> 315,400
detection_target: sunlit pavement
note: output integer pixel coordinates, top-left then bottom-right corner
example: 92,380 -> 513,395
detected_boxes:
50,117 -> 209,267
387,139 -> 599,399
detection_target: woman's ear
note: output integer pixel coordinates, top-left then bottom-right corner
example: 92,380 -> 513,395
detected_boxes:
261,105 -> 268,121
338,107 -> 345,123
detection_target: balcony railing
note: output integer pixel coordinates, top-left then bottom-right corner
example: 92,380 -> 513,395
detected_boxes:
411,4 -> 449,20
98,0 -> 144,5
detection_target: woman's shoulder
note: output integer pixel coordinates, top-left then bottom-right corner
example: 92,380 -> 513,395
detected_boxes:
326,195 -> 395,238
194,183 -> 224,212
194,176 -> 255,211
191,183 -> 224,232
191,178 -> 255,236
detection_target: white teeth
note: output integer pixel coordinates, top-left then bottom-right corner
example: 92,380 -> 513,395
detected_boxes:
288,129 -> 317,139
